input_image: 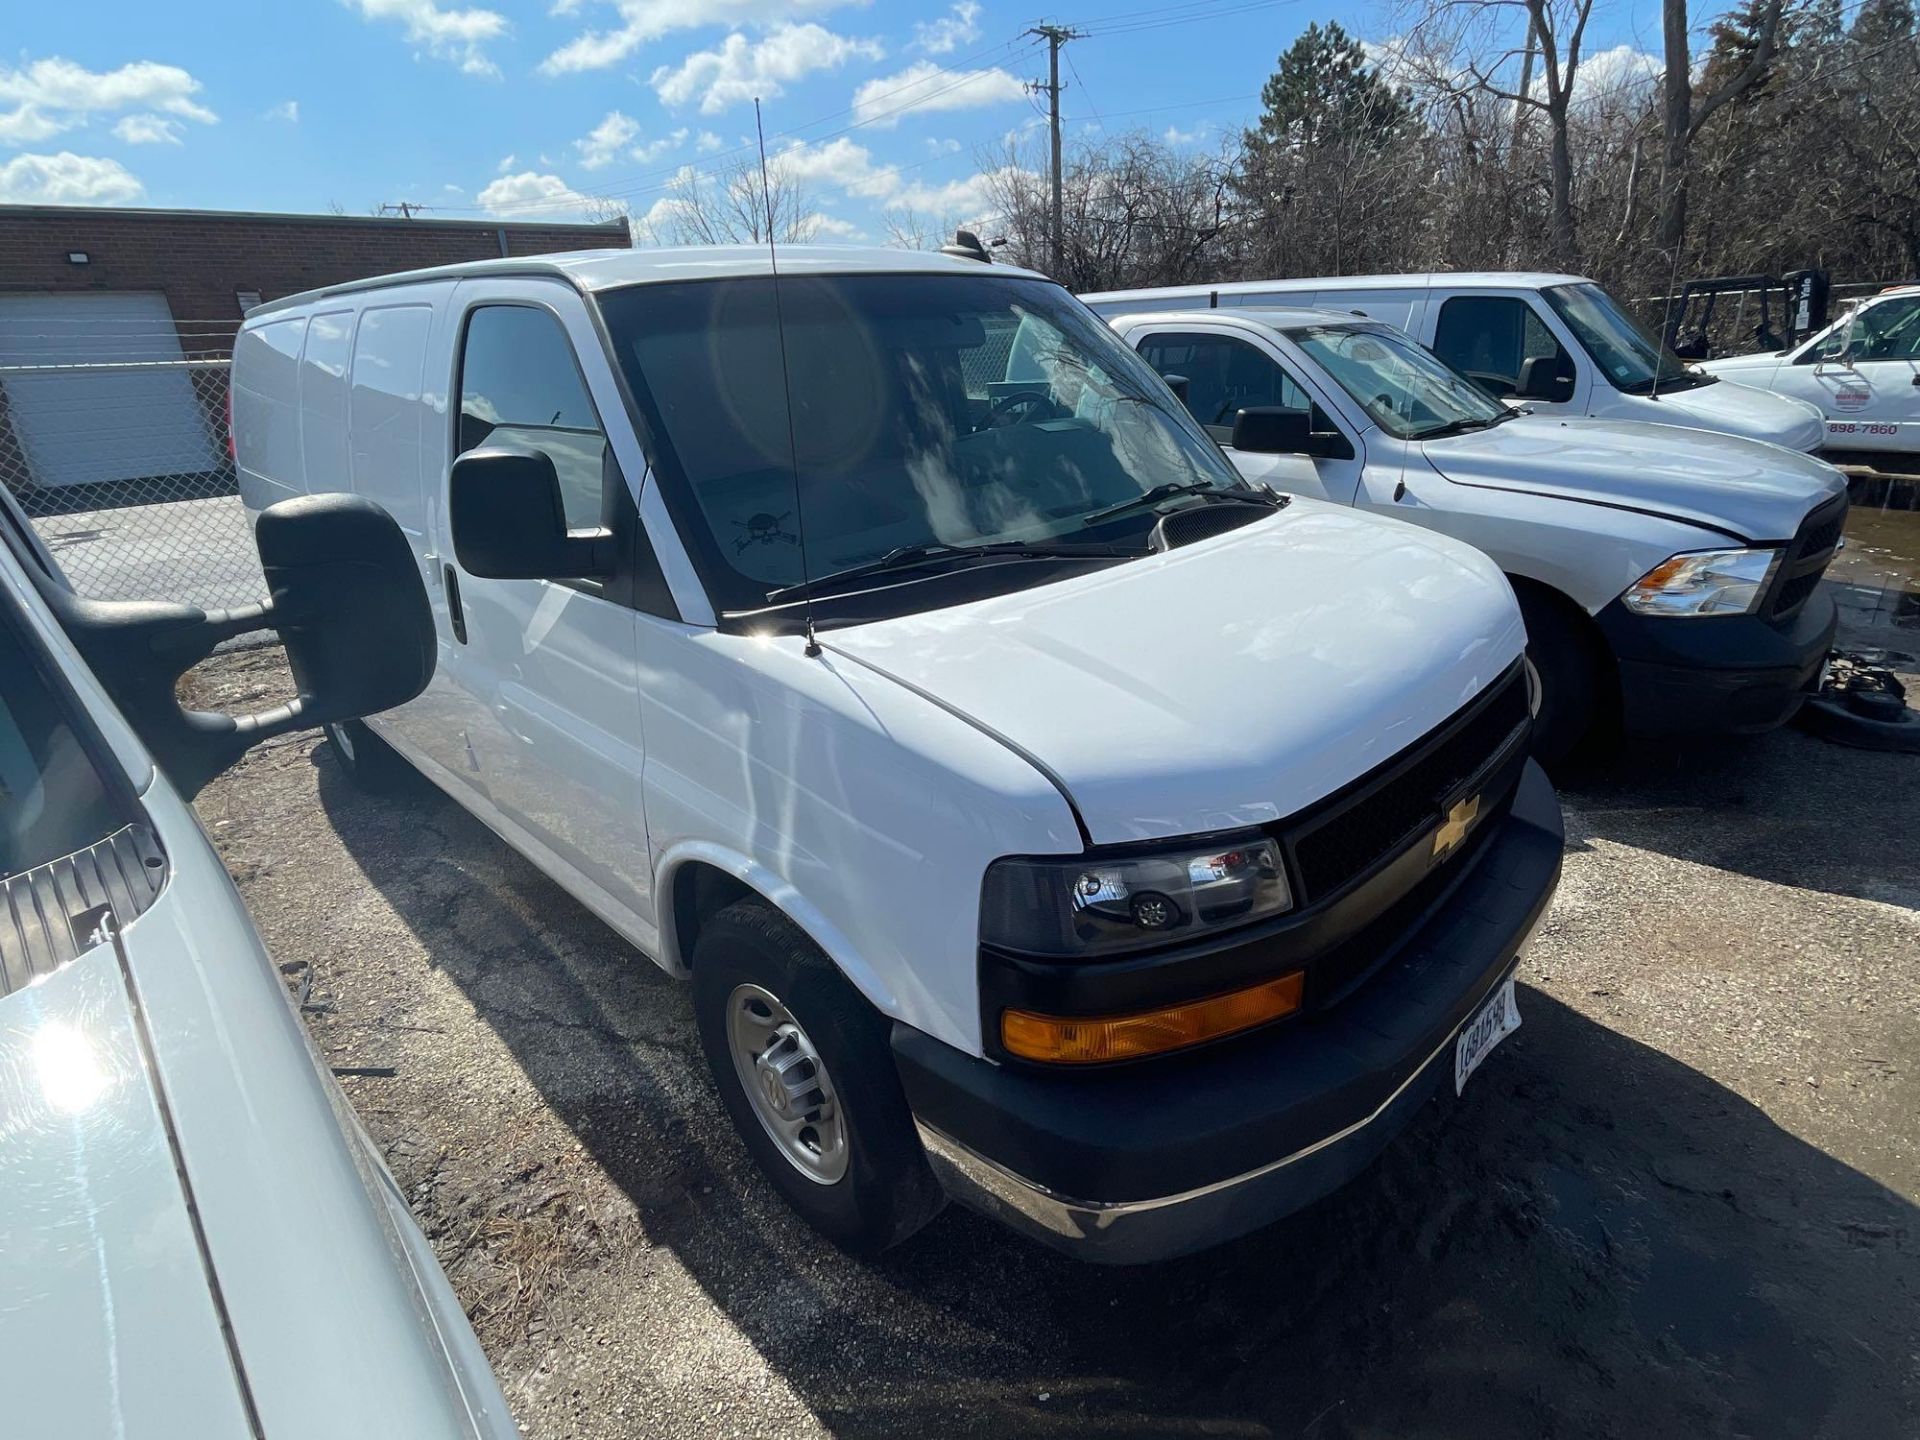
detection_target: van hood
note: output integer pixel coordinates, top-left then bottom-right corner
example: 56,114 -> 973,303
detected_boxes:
824,500 -> 1526,845
1603,375 -> 1824,451
1696,351 -> 1786,385
1421,416 -> 1845,543
0,944 -> 256,1439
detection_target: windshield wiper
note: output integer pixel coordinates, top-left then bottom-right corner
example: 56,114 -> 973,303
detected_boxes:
1081,481 -> 1277,527
1415,408 -> 1519,440
761,539 -> 1144,603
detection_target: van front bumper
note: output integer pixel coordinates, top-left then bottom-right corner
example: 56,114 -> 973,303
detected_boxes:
892,761 -> 1563,1264
1596,590 -> 1836,736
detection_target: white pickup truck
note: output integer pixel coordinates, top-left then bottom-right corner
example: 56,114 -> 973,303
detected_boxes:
1097,305 -> 1847,762
1700,284 -> 1920,469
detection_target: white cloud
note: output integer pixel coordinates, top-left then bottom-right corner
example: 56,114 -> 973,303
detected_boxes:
265,100 -> 300,123
651,24 -> 883,115
0,57 -> 218,146
773,135 -> 901,200
1569,44 -> 1661,104
496,152 -> 516,172
0,150 -> 143,204
892,167 -> 1007,220
851,61 -> 1025,127
695,129 -> 726,153
809,212 -> 861,237
1163,123 -> 1204,146
540,0 -> 863,75
913,2 -> 980,55
478,169 -> 603,220
113,114 -> 184,145
342,0 -> 508,77
575,110 -> 686,168
924,136 -> 961,155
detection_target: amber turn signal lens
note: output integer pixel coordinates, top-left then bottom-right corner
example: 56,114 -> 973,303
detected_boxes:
1001,970 -> 1306,1064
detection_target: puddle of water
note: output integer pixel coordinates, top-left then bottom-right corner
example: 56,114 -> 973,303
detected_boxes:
1833,496 -> 1920,633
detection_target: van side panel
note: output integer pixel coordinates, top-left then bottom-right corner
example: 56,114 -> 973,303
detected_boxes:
232,316 -> 307,514
347,304 -> 433,541
299,310 -> 356,496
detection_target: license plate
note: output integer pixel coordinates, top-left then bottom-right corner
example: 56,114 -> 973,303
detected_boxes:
1454,977 -> 1521,1095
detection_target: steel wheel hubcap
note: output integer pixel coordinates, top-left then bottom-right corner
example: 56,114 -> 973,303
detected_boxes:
329,722 -> 356,763
725,983 -> 848,1185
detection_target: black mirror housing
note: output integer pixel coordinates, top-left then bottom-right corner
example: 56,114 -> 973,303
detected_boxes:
30,493 -> 435,797
1231,406 -> 1351,459
1514,356 -> 1576,403
1160,372 -> 1191,403
450,444 -> 615,581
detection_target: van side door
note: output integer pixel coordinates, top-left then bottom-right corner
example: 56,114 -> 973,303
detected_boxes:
439,279 -> 659,930
1428,293 -> 1584,416
1132,324 -> 1364,504
1787,294 -> 1920,452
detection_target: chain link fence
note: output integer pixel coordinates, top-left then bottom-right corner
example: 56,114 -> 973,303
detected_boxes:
0,356 -> 269,613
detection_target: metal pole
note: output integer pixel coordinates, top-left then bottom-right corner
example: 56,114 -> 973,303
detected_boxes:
1027,25 -> 1078,275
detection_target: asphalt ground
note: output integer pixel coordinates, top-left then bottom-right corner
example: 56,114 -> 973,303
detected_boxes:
188,511 -> 1920,1440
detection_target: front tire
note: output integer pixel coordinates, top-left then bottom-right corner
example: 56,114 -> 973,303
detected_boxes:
692,899 -> 944,1254
323,718 -> 413,793
1515,586 -> 1606,768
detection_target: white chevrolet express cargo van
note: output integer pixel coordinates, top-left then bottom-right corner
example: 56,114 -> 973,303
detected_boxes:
233,246 -> 1562,1262
1101,307 -> 1848,761
1700,284 -> 1920,467
1084,273 -> 1828,453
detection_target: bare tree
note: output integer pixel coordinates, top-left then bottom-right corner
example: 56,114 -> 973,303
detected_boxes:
1656,0 -> 1786,254
639,156 -> 821,246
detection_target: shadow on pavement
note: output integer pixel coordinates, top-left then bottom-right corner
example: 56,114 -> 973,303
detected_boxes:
316,747 -> 1918,1440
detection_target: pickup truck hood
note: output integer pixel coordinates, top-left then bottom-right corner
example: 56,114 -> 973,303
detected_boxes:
1610,374 -> 1826,451
1421,416 -> 1845,543
0,944 -> 255,1439
825,500 -> 1525,845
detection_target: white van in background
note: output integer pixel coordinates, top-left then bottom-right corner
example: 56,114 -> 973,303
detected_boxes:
1101,306 -> 1847,762
232,246 -> 1563,1263
1084,273 -> 1827,454
1700,283 -> 1920,468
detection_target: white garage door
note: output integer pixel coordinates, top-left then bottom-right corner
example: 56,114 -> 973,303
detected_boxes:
0,292 -> 219,490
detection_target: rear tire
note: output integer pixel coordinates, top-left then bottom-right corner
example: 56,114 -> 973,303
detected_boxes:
692,898 -> 945,1254
1515,586 -> 1605,768
323,718 -> 413,794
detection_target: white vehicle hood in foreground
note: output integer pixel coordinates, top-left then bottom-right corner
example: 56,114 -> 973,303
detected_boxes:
1619,375 -> 1824,451
826,501 -> 1525,845
1422,417 -> 1846,542
0,944 -> 256,1438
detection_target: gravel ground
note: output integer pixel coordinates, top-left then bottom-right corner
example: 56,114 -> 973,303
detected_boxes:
188,546 -> 1920,1440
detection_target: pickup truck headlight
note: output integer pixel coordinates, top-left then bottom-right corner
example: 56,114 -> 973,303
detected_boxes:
1621,548 -> 1781,617
981,835 -> 1293,958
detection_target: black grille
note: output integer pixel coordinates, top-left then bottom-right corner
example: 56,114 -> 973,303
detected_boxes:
1290,668 -> 1530,902
1,824 -> 165,998
1770,494 -> 1848,620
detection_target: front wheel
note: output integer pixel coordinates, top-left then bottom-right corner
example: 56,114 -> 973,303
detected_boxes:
692,899 -> 945,1254
323,718 -> 413,793
1515,587 -> 1606,768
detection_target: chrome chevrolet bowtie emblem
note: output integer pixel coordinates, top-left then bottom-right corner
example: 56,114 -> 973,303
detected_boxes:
1433,793 -> 1480,859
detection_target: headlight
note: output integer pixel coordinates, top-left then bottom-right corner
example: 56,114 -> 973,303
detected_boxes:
1621,548 -> 1781,617
980,835 -> 1293,957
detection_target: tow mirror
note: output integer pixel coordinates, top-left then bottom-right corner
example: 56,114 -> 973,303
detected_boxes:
1160,372 -> 1192,404
31,493 -> 435,797
1231,406 -> 1352,460
449,444 -> 615,581
1514,356 -> 1575,403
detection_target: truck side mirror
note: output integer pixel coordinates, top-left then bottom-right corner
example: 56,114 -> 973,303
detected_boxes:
1231,406 -> 1352,460
30,494 -> 436,797
449,444 -> 616,581
1159,373 -> 1191,404
1514,357 -> 1575,403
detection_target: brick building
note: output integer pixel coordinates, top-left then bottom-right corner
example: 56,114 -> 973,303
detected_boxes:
0,204 -> 627,510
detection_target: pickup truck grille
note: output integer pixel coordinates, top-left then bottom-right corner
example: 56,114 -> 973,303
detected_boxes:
1770,494 -> 1848,621
1288,665 -> 1531,904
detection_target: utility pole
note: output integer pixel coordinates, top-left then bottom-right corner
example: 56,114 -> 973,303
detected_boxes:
378,201 -> 430,219
1025,24 -> 1079,275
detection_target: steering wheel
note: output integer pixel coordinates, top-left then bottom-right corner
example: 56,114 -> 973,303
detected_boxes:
986,388 -> 1063,428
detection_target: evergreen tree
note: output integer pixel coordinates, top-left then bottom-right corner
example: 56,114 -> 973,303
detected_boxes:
1240,22 -> 1413,162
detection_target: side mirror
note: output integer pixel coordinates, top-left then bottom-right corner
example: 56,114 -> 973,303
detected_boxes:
450,444 -> 615,581
1514,356 -> 1575,403
1231,406 -> 1351,459
30,493 -> 435,797
1160,372 -> 1192,404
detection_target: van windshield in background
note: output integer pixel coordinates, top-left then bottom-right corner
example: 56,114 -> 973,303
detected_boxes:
1289,324 -> 1508,440
596,274 -> 1241,616
1543,282 -> 1707,394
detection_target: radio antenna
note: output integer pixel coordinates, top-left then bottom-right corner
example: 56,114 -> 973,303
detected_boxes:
755,97 -> 821,657
1650,229 -> 1687,404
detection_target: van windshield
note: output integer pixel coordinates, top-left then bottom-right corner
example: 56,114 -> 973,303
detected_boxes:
1288,323 -> 1509,440
597,273 -> 1245,620
1543,282 -> 1709,394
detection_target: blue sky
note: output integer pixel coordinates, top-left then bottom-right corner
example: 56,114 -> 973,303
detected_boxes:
0,0 -> 1671,241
